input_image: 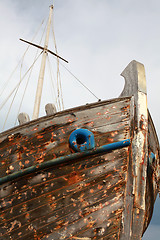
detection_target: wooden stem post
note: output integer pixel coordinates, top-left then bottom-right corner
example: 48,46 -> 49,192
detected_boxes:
120,60 -> 148,240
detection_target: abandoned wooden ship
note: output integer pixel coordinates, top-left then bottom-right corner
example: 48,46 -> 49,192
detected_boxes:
0,4 -> 159,240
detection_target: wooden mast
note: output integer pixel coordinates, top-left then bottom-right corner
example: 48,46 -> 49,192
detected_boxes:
32,5 -> 53,120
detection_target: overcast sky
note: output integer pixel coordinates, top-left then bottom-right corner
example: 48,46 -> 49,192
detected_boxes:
0,0 -> 159,239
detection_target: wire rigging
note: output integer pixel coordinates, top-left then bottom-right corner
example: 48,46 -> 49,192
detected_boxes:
0,52 -> 42,112
60,62 -> 100,101
47,55 -> 59,110
1,6 -> 100,131
0,19 -> 45,99
1,18 -> 46,130
2,52 -> 42,130
15,20 -> 48,125
51,18 -> 64,111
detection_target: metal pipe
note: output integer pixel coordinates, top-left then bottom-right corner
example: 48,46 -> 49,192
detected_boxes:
0,139 -> 131,185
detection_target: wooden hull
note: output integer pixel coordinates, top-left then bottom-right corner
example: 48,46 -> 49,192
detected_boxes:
0,95 -> 159,239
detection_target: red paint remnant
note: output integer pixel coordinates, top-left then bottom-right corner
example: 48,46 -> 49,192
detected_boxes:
84,218 -> 87,223
25,213 -> 30,219
28,225 -> 34,231
60,150 -> 65,154
37,135 -> 43,139
25,160 -> 30,165
104,111 -> 109,114
51,132 -> 57,137
17,152 -> 22,160
86,121 -> 94,127
98,185 -> 103,190
107,138 -> 114,143
6,169 -> 10,174
68,172 -> 83,185
8,135 -> 14,141
19,161 -> 23,167
61,129 -> 65,134
32,127 -> 38,131
106,116 -> 111,120
52,154 -> 56,159
68,119 -> 74,123
50,202 -> 57,210
111,131 -> 118,137
78,164 -> 82,169
55,220 -> 63,230
99,203 -> 103,209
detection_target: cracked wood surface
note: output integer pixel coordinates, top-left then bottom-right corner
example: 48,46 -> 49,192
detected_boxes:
0,97 -> 131,239
0,60 -> 159,239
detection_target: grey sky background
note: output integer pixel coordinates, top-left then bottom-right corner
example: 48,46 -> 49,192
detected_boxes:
0,0 -> 159,239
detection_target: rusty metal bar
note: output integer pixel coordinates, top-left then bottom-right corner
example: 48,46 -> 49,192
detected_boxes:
0,139 -> 131,185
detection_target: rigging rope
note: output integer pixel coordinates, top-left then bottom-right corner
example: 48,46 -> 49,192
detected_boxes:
1,18 -> 46,130
2,52 -> 42,130
15,20 -> 48,125
0,19 -> 45,99
0,52 -> 42,112
14,50 -> 42,126
51,19 -> 64,110
1,8 -> 100,130
60,62 -> 100,101
47,55 -> 60,110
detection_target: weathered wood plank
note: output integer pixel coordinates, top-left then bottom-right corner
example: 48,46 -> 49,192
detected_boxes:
0,97 -> 131,140
0,186 -> 124,239
0,113 -> 130,171
72,211 -> 122,240
0,98 -> 130,162
0,150 -> 128,218
0,172 -> 126,230
0,124 -> 130,179
0,96 -> 132,240
0,148 -> 128,211
8,195 -> 124,240
0,147 -> 129,239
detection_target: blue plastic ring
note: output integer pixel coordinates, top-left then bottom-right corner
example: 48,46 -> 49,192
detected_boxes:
69,128 -> 95,152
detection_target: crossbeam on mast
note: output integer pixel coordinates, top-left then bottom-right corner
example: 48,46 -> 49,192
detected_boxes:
20,38 -> 68,63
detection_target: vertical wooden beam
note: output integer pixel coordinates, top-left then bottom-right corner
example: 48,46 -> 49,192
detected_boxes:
120,60 -> 148,240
